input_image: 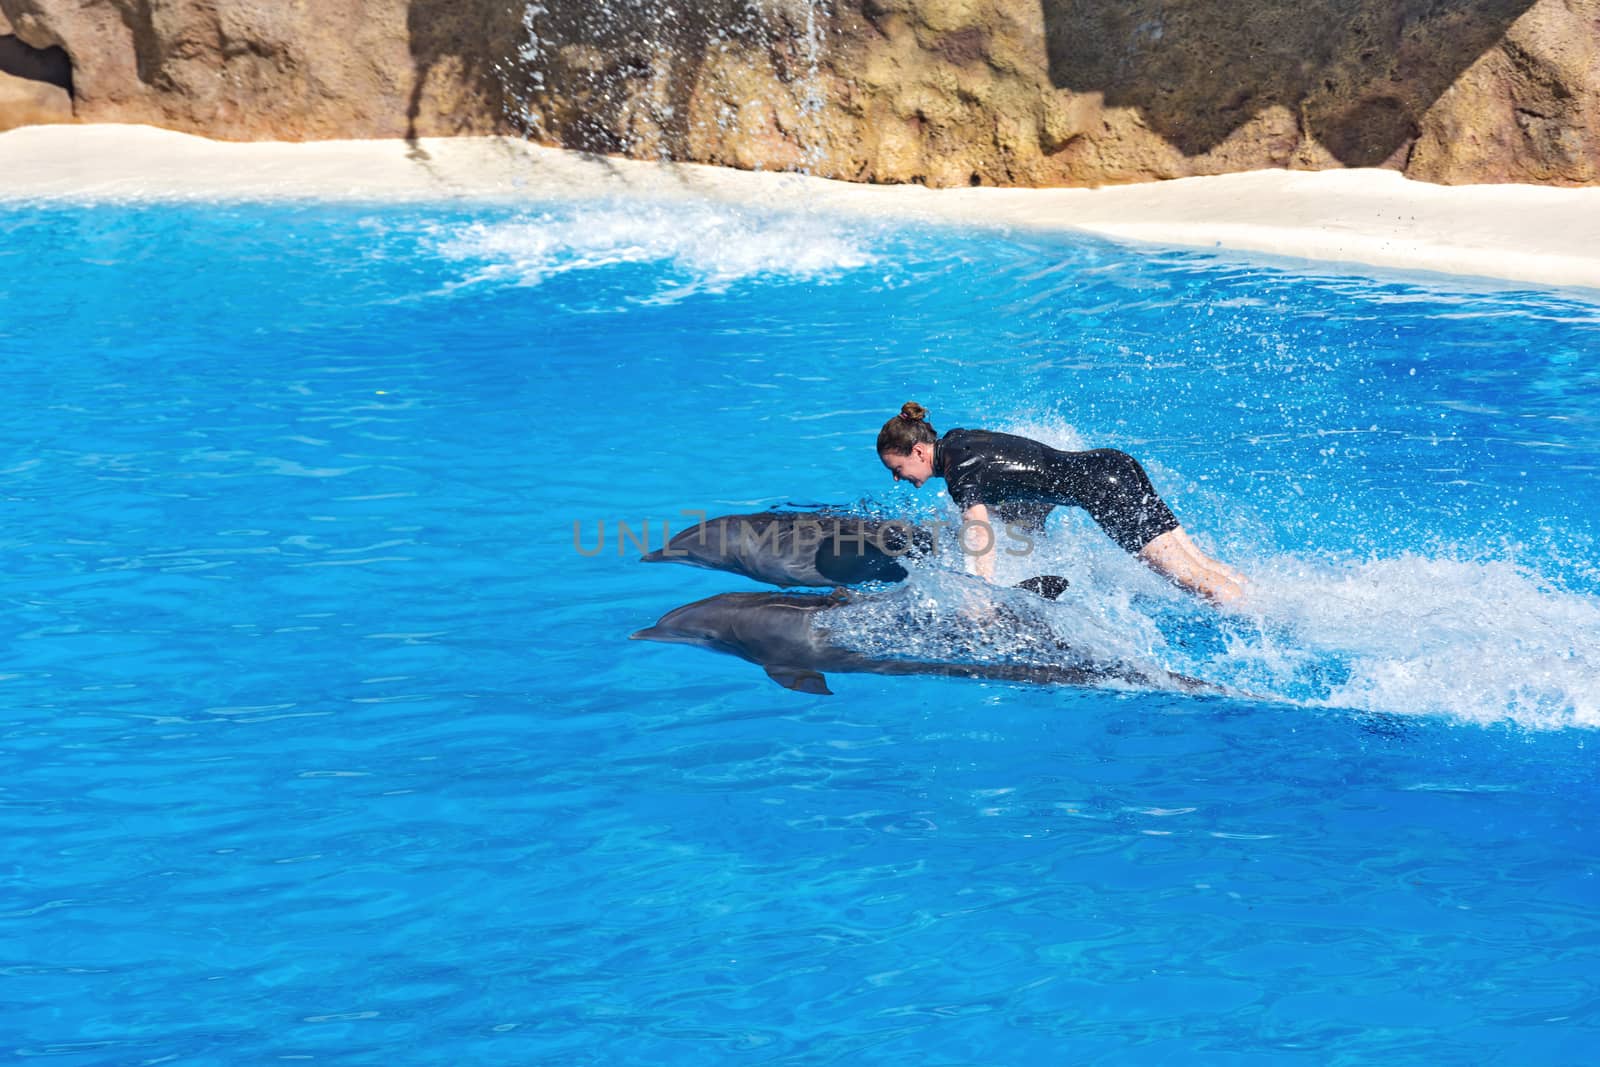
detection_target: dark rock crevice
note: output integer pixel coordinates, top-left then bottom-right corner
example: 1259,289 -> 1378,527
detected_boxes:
0,23 -> 74,130
106,0 -> 162,88
0,31 -> 72,95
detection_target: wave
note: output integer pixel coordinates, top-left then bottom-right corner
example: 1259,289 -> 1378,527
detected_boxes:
429,199 -> 878,301
844,411 -> 1599,729
824,549 -> 1598,730
1233,553 -> 1600,729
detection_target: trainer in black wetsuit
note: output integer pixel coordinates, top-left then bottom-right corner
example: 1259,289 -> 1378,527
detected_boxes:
876,401 -> 1246,604
935,428 -> 1179,554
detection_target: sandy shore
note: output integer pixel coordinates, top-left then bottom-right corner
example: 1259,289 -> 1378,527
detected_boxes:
5,124 -> 1600,291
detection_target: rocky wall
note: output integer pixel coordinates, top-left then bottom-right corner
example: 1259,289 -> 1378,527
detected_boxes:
0,0 -> 1595,186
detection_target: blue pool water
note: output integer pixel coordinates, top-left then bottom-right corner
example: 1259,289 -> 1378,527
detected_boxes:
2,194 -> 1597,1064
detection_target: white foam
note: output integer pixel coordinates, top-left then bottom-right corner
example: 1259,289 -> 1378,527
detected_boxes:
1120,546 -> 1596,729
827,543 -> 1600,729
1077,533 -> 1600,729
849,414 -> 1600,729
429,200 -> 876,299
1234,554 -> 1600,729
825,568 -> 1173,681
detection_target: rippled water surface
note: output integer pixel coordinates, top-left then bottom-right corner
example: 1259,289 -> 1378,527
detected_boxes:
2,195 -> 1597,1064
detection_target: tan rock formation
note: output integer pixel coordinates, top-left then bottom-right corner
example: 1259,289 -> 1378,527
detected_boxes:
0,6 -> 70,130
1408,0 -> 1600,184
0,67 -> 67,131
0,0 -> 1594,187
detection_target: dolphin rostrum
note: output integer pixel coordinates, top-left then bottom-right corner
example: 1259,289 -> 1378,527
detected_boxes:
641,512 -> 933,587
631,589 -> 1214,696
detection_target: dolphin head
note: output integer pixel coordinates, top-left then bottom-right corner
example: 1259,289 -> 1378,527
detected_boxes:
639,518 -> 734,569
632,592 -> 841,695
632,591 -> 836,656
630,593 -> 747,651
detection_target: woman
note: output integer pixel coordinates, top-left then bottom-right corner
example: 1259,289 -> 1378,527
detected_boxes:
876,402 -> 1246,604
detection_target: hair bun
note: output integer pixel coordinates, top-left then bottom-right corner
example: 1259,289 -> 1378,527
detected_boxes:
877,401 -> 938,454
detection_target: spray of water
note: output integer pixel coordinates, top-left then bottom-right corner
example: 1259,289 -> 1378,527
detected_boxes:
499,0 -> 832,173
475,3 -> 847,300
428,199 -> 877,300
827,418 -> 1600,730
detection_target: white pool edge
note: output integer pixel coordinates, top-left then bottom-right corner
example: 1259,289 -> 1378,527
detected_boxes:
5,123 -> 1600,291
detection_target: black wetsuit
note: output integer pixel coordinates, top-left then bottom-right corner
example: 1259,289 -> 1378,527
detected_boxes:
935,428 -> 1180,554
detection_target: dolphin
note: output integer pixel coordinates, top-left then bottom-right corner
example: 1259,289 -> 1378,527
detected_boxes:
640,511 -> 934,587
630,589 -> 1216,696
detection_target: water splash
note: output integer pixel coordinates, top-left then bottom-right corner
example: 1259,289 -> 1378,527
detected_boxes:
822,569 -> 1174,682
821,546 -> 1600,730
790,0 -> 832,173
500,0 -> 833,172
842,413 -> 1600,730
1237,554 -> 1600,728
429,200 -> 876,299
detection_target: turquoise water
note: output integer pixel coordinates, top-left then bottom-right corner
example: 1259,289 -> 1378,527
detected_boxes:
2,196 -> 1597,1063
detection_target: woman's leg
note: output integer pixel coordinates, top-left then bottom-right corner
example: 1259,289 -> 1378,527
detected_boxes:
1140,526 -> 1247,605
1040,448 -> 1248,605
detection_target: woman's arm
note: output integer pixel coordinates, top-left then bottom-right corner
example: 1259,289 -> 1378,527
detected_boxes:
960,503 -> 997,581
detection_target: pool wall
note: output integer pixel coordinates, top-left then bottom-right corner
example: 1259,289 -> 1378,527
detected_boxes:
3,124 -> 1599,292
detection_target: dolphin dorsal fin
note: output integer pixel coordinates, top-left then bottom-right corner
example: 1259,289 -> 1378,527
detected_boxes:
764,664 -> 832,695
1015,574 -> 1069,601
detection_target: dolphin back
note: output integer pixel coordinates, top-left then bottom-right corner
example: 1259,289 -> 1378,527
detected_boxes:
640,512 -> 928,587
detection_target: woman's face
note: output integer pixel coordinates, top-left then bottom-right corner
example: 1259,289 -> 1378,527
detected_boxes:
880,442 -> 935,487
